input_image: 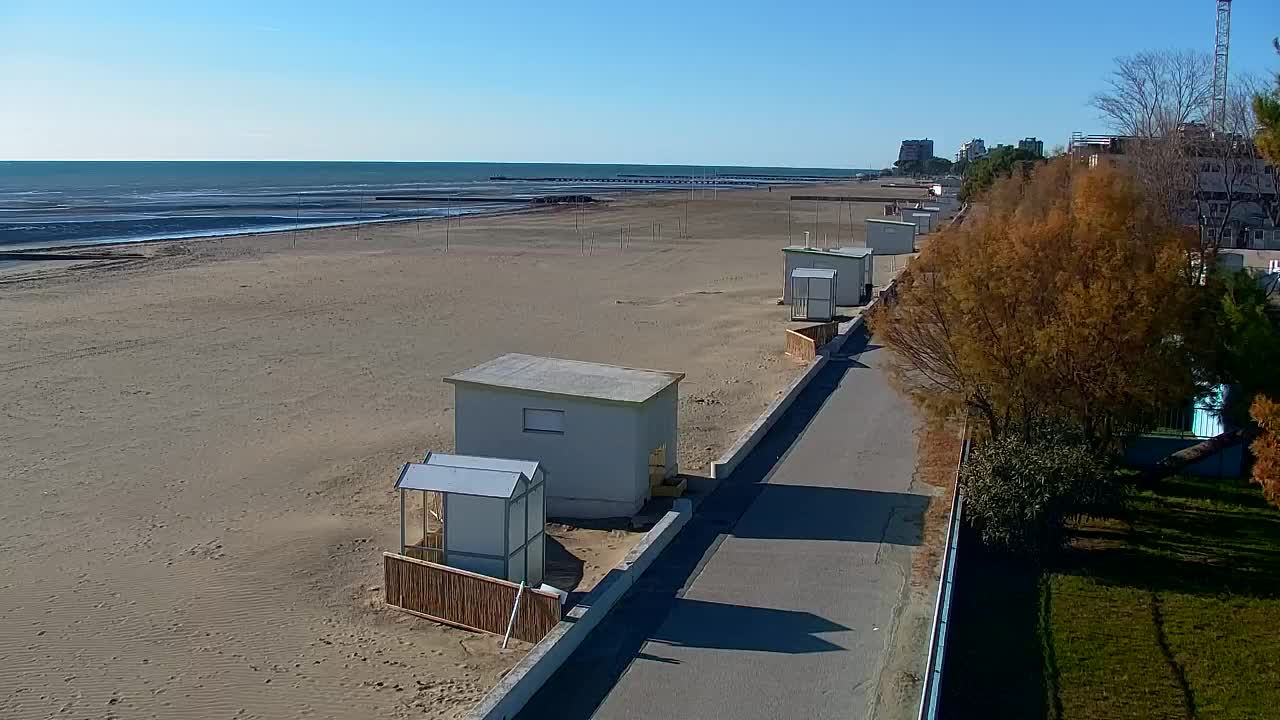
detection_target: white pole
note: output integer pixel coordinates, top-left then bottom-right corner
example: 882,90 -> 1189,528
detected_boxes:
804,231 -> 810,249
503,581 -> 526,649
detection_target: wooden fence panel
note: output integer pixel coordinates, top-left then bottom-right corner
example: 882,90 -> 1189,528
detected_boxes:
785,321 -> 839,361
383,552 -> 561,643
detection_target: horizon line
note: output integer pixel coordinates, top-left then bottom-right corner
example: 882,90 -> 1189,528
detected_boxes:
0,158 -> 881,170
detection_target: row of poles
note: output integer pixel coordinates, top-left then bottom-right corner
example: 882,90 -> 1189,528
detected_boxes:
288,193 -> 704,254
785,198 -> 863,249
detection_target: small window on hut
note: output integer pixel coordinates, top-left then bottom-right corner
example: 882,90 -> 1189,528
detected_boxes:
523,408 -> 565,434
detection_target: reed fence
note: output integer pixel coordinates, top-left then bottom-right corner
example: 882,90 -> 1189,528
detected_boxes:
383,552 -> 561,643
785,321 -> 840,361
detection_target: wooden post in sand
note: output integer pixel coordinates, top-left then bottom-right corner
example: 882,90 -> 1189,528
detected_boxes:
356,194 -> 364,242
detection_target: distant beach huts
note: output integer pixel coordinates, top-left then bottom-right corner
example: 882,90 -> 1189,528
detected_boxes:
865,218 -> 917,255
900,210 -> 934,234
782,245 -> 874,306
445,353 -> 684,519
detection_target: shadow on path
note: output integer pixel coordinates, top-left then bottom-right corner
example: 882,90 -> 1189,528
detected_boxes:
733,484 -> 926,544
514,331 -> 885,719
647,597 -> 850,655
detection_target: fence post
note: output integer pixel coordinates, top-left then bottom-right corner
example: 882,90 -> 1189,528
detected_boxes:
503,581 -> 526,649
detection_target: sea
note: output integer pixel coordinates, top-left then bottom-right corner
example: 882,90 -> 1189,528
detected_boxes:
0,162 -> 871,251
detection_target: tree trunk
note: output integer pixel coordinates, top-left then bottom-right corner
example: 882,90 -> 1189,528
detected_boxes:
1140,428 -> 1254,484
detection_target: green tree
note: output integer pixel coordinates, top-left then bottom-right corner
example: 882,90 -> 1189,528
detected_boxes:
958,147 -> 1042,201
1193,268 -> 1280,420
894,159 -> 923,175
1254,38 -> 1280,165
924,157 -> 954,176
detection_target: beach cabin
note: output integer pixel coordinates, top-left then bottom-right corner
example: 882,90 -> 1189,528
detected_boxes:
790,268 -> 837,321
782,245 -> 874,306
865,218 -> 917,255
446,354 -> 684,519
395,453 -> 546,585
901,210 -> 934,234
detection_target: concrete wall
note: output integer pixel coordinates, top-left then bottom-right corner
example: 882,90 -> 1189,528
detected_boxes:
866,221 -> 916,255
454,385 -> 672,519
635,385 -> 679,485
465,500 -> 694,720
1123,435 -> 1245,478
782,250 -> 871,306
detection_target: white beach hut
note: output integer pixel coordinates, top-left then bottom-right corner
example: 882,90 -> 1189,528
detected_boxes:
865,218 -> 917,255
446,354 -> 684,519
782,245 -> 874,306
903,211 -> 934,234
395,453 -> 546,585
790,268 -> 837,321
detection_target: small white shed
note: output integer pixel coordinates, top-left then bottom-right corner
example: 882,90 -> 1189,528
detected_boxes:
790,268 -> 837,321
395,453 -> 545,585
865,218 -> 917,255
446,354 -> 684,519
782,245 -> 874,306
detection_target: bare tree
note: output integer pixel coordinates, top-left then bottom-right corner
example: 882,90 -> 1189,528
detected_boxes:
1110,71 -> 1276,276
1091,50 -> 1213,137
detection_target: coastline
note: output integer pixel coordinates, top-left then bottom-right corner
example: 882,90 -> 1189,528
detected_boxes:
0,182 -> 809,256
0,179 -> 926,719
0,199 -> 560,255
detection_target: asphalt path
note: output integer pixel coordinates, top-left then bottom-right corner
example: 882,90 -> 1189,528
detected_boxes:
516,330 -> 923,720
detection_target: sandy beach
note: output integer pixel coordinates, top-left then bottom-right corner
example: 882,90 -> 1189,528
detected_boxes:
0,181 -> 927,719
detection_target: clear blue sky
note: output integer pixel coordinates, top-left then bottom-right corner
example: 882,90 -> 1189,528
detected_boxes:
1,0 -> 1277,167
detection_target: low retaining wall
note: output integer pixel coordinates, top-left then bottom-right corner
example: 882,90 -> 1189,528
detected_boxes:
785,321 -> 840,361
465,499 -> 693,720
917,426 -> 970,720
1123,434 -> 1245,478
384,553 -> 562,643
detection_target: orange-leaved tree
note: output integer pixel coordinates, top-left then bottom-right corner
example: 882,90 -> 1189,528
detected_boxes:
1250,395 -> 1280,508
870,156 -> 1199,450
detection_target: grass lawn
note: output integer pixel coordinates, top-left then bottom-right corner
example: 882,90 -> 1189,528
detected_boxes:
942,475 -> 1280,720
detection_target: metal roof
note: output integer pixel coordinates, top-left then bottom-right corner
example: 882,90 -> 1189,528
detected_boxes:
425,452 -> 540,479
395,453 -> 541,498
445,353 -> 684,404
791,267 -> 837,279
783,245 -> 873,258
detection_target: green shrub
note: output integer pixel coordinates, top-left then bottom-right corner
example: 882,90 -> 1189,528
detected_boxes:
961,432 -> 1118,556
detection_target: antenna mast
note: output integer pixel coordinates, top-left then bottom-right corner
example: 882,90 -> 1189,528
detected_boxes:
1211,0 -> 1232,130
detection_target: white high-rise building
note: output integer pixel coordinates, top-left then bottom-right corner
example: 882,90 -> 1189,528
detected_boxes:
956,138 -> 987,162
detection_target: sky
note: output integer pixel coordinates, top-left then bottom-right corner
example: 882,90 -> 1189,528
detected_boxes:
1,0 -> 1278,167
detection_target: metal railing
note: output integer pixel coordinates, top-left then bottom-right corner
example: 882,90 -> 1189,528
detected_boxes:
917,422 -> 972,720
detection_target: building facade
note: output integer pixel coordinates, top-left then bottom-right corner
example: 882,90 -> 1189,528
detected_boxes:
956,138 -> 987,162
897,139 -> 935,165
1068,130 -> 1280,249
1018,137 -> 1044,156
